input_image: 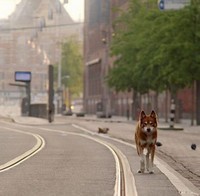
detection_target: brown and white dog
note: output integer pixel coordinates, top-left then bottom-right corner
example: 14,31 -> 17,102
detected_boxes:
135,110 -> 158,174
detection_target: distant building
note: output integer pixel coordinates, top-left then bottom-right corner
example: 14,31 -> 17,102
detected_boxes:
84,0 -> 130,117
0,0 -> 82,108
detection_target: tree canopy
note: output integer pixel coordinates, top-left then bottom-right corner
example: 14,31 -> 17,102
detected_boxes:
54,36 -> 83,99
107,0 -> 200,95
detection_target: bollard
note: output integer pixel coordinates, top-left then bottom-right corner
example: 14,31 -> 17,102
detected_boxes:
126,109 -> 130,120
159,98 -> 183,131
169,99 -> 175,128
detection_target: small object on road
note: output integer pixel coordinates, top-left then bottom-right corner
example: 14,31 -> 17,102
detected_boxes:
156,141 -> 162,147
191,144 -> 196,150
98,127 -> 109,134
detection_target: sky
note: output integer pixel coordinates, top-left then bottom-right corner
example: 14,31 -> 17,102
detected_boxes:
63,0 -> 84,22
0,0 -> 84,21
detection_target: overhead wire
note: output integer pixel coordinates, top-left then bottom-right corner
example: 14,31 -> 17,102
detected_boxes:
1,22 -> 83,32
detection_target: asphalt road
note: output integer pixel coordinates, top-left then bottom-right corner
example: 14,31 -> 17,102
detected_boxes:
0,116 -> 199,196
0,121 -> 116,196
56,115 -> 200,196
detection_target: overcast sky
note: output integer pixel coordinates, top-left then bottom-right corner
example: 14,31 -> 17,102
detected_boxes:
0,0 -> 84,22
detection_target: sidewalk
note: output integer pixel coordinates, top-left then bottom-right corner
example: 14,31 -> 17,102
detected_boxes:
73,114 -> 200,132
12,116 -> 49,125
3,111 -> 199,131
0,114 -> 49,125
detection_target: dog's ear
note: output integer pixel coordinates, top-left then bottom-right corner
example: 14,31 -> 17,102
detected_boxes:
150,110 -> 156,118
140,110 -> 146,119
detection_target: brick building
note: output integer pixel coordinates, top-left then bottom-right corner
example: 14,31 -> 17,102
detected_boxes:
0,0 -> 82,111
84,0 -> 131,117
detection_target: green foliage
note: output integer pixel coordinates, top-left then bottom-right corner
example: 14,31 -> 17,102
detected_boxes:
107,0 -> 200,94
55,36 -> 83,98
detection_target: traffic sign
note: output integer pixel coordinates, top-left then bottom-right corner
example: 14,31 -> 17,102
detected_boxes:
15,71 -> 31,82
158,0 -> 190,10
158,0 -> 165,10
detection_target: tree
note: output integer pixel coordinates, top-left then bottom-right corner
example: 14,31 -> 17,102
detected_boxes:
107,1 -> 153,118
55,36 -> 83,99
108,0 -> 200,122
108,0 -> 199,92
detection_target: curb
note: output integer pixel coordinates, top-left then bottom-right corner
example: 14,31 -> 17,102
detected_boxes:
158,126 -> 184,131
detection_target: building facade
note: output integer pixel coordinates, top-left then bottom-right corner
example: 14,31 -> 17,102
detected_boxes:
0,0 -> 82,113
84,0 -> 131,117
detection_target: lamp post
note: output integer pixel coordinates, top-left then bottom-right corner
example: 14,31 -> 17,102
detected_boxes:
101,29 -> 111,118
48,0 -> 69,114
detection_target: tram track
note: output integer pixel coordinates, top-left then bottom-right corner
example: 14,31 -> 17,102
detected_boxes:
15,123 -> 137,196
71,123 -> 200,196
72,124 -> 137,196
0,125 -> 45,172
4,120 -> 199,196
0,121 -> 136,195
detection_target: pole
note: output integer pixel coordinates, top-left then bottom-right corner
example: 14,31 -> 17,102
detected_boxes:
48,65 -> 54,122
25,82 -> 31,116
169,99 -> 175,128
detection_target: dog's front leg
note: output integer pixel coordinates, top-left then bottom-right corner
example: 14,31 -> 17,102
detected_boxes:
146,151 -> 150,172
149,147 -> 155,174
138,152 -> 145,173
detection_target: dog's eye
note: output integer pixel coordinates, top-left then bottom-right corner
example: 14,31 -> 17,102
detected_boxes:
144,122 -> 148,125
150,122 -> 154,126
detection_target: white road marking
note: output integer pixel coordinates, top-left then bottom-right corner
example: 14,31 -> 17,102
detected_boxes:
155,157 -> 200,196
0,122 -> 124,195
12,124 -> 136,196
38,126 -> 123,196
0,126 -> 45,172
2,121 -> 199,196
72,124 -> 138,196
71,124 -> 200,196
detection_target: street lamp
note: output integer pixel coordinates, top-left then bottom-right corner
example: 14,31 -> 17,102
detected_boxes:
48,1 -> 69,114
101,30 -> 111,118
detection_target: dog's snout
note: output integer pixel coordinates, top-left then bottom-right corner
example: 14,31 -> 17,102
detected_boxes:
147,128 -> 151,132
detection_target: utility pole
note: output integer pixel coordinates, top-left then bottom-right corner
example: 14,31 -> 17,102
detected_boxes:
48,65 -> 54,122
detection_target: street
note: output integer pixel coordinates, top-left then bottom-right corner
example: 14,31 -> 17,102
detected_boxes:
1,1 -> 200,195
0,115 -> 199,196
0,120 -> 116,196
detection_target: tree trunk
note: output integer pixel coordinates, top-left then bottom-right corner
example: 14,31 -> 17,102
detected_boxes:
154,91 -> 158,114
191,81 -> 195,126
132,90 -> 140,120
196,80 -> 200,125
